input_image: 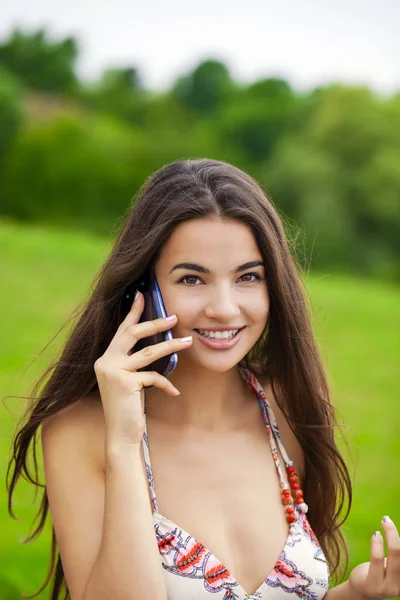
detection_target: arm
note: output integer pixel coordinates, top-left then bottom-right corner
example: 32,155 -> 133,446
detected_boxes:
42,403 -> 167,600
83,441 -> 167,600
42,293 -> 189,600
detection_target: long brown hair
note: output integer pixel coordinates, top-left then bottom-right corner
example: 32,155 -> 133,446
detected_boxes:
6,158 -> 352,599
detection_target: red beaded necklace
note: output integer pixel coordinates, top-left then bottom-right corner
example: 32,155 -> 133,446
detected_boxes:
240,365 -> 309,527
282,462 -> 308,524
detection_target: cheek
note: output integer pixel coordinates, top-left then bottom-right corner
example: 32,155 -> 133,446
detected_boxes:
162,288 -> 200,322
247,290 -> 270,321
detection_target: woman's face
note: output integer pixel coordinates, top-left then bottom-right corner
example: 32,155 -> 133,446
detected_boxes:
154,217 -> 270,373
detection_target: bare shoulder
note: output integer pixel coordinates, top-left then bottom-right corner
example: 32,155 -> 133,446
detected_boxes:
258,375 -> 305,479
41,393 -> 106,473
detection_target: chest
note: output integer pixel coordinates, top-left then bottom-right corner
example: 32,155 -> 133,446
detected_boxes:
144,416 -> 303,596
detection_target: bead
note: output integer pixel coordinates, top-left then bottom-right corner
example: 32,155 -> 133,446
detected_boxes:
298,503 -> 308,513
293,490 -> 304,499
289,475 -> 299,484
282,496 -> 292,505
287,466 -> 295,474
296,497 -> 305,504
288,515 -> 297,524
291,483 -> 300,490
282,488 -> 291,496
285,507 -> 295,514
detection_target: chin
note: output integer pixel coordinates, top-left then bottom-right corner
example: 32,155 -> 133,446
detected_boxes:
185,350 -> 249,373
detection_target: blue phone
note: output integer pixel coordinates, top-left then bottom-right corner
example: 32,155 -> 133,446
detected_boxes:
121,272 -> 178,378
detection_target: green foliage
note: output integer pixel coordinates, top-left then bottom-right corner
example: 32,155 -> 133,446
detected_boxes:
260,85 -> 400,279
0,107 -> 220,233
80,67 -> 150,124
0,27 -> 399,280
173,60 -> 236,114
218,78 -> 297,163
0,27 -> 78,94
0,113 -> 140,227
0,65 -> 23,158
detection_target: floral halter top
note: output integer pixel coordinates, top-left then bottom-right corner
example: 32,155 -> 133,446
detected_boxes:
142,365 -> 330,599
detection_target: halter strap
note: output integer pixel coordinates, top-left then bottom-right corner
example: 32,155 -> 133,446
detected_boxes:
142,424 -> 159,513
238,365 -> 294,486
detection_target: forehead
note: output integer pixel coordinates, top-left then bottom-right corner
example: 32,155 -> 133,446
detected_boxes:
158,217 -> 262,267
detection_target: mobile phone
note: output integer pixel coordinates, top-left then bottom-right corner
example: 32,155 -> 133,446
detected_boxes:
121,272 -> 178,378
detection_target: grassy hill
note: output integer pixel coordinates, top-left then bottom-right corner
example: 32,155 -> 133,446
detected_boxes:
1,219 -> 399,599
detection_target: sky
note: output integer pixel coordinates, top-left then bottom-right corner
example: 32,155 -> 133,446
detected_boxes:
1,0 -> 399,95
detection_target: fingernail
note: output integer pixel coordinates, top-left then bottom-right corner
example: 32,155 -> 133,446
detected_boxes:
134,290 -> 139,301
373,531 -> 382,538
165,314 -> 177,322
180,336 -> 193,342
382,515 -> 392,523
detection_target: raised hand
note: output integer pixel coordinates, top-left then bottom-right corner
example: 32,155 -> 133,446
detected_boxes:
94,290 -> 192,445
348,516 -> 400,599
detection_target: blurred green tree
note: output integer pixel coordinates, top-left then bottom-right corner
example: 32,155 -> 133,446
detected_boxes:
172,59 -> 236,114
262,85 -> 400,278
0,27 -> 79,94
0,108 -> 220,232
81,66 -> 149,124
0,65 -> 23,159
218,77 -> 297,163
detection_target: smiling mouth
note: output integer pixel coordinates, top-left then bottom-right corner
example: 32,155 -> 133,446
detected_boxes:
194,327 -> 245,340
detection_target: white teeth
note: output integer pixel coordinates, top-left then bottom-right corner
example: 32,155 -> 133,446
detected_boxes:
197,329 -> 239,339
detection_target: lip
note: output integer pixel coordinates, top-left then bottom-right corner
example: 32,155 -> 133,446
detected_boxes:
193,327 -> 246,350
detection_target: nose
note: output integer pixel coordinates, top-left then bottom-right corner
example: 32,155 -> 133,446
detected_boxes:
203,283 -> 241,322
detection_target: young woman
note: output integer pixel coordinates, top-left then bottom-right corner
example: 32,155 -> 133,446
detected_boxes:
7,159 -> 399,600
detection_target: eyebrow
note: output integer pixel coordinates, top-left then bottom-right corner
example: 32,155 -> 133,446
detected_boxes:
168,260 -> 265,275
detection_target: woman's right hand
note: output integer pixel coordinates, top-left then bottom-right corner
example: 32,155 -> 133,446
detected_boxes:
94,291 -> 192,446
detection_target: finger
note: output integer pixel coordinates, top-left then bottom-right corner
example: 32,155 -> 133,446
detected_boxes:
127,370 -> 181,397
127,335 -> 192,371
381,516 -> 400,586
365,530 -> 385,590
111,313 -> 178,356
115,290 -> 144,335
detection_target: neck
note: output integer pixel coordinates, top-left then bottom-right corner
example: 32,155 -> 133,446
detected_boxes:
144,360 -> 254,431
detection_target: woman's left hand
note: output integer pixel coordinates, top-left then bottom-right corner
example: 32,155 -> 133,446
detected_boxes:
348,516 -> 400,599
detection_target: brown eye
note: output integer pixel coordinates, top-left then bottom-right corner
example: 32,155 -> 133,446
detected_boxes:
178,275 -> 201,285
239,273 -> 262,282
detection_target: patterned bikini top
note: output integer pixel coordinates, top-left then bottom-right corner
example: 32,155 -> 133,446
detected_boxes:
142,365 -> 330,600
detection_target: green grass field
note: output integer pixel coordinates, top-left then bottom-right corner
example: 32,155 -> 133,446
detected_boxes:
1,219 -> 399,600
